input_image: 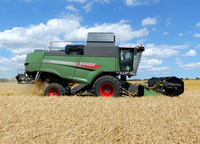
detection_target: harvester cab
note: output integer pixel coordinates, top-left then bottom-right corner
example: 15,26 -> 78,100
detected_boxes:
119,46 -> 143,75
16,32 -> 184,97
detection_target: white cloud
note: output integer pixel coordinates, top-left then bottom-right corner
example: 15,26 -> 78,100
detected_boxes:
139,57 -> 168,72
67,0 -> 109,5
0,17 -> 149,51
143,43 -> 188,58
166,22 -> 171,26
193,33 -> 200,37
0,16 -> 81,55
11,48 -> 34,55
0,57 -> 10,64
83,2 -> 93,12
152,28 -> 156,31
142,17 -> 157,26
125,0 -> 159,6
119,39 -> 147,47
66,5 -> 79,12
66,20 -> 149,42
0,15 -> 150,75
66,0 -> 86,3
0,56 -> 24,72
141,58 -> 162,65
125,0 -> 142,6
165,18 -> 172,26
95,0 -> 110,4
179,62 -> 200,70
140,44 -> 189,72
139,65 -> 169,72
144,48 -> 178,58
151,67 -> 169,71
11,55 -> 27,62
0,16 -> 82,74
119,43 -> 188,59
176,58 -> 200,70
0,66 -> 11,71
184,50 -> 197,56
175,58 -> 182,65
162,32 -> 168,35
178,33 -> 183,36
195,44 -> 200,49
196,22 -> 200,27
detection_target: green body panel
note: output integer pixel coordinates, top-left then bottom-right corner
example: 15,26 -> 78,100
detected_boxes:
115,58 -> 120,72
25,51 -> 118,84
73,57 -> 116,84
25,51 -> 45,72
24,45 -> 141,85
40,56 -> 81,81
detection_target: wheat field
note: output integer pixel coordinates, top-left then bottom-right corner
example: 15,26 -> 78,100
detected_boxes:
0,80 -> 200,143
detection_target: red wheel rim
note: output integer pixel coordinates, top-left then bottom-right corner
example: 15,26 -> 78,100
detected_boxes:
48,88 -> 59,97
100,83 -> 115,97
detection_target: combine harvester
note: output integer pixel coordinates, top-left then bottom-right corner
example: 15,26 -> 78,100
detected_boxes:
16,32 -> 184,97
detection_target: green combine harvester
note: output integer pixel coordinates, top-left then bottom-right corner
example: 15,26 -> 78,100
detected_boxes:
16,32 -> 184,97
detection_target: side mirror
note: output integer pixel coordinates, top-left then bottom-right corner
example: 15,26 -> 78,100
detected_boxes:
137,46 -> 144,53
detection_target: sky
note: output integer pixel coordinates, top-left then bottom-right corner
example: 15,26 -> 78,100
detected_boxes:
0,0 -> 200,79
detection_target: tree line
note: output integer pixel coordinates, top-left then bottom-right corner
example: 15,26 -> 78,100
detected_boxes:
0,78 -> 17,82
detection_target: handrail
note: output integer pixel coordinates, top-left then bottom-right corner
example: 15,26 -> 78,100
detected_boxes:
47,41 -> 85,51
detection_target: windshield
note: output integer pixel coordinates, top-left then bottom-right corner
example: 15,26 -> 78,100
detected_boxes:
133,52 -> 142,73
120,49 -> 134,71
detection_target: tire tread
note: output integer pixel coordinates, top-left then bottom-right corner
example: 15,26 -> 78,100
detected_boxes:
92,75 -> 121,97
44,83 -> 65,96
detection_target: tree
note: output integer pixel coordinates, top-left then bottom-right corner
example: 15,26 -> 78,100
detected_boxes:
0,78 -> 9,82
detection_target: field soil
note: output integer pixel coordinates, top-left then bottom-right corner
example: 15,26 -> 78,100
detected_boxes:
0,80 -> 200,143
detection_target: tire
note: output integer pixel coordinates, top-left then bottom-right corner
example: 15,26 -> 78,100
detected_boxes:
44,83 -> 65,97
93,75 -> 121,97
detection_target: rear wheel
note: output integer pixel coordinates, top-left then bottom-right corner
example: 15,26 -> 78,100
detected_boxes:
93,75 -> 121,97
44,83 -> 65,97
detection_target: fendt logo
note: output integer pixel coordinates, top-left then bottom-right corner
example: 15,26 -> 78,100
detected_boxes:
77,62 -> 101,69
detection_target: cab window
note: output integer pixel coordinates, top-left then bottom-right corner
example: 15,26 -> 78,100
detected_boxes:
120,49 -> 134,71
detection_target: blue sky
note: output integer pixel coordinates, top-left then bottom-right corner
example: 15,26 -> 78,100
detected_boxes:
0,0 -> 200,79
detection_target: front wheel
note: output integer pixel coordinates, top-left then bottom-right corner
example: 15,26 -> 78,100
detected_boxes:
93,75 -> 121,97
44,83 -> 65,97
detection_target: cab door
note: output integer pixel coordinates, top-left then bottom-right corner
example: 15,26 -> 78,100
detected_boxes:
119,48 -> 134,72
